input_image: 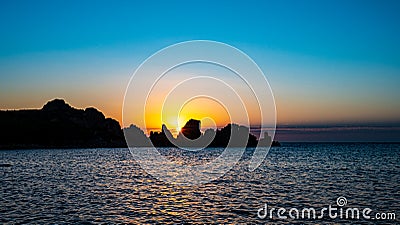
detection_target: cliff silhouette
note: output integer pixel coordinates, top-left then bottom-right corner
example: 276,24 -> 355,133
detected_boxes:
1,99 -> 280,149
143,119 -> 280,148
0,99 -> 125,149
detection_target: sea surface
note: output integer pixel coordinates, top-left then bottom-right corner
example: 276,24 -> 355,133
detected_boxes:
1,143 -> 399,224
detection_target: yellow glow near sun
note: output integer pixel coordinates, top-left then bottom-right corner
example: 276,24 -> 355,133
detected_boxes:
176,116 -> 186,133
161,116 -> 186,137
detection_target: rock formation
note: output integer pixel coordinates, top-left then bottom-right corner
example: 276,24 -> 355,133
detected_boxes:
148,119 -> 280,148
180,119 -> 201,140
0,99 -> 125,149
0,99 -> 280,149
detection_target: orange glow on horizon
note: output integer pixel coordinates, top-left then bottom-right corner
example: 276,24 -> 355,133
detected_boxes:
144,97 -> 230,134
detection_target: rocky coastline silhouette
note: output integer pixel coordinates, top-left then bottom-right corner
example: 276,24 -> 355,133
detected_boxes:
0,99 -> 125,149
0,99 -> 280,149
144,119 -> 280,148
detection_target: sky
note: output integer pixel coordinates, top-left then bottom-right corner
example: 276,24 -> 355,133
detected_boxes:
0,0 -> 399,140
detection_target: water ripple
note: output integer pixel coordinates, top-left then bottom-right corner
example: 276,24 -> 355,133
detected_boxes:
1,143 -> 399,224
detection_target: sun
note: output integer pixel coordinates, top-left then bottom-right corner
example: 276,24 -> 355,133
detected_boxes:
176,116 -> 186,133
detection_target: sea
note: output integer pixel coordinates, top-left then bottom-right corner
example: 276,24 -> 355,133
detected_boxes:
1,143 -> 399,224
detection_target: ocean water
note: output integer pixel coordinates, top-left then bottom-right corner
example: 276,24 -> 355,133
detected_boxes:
1,143 -> 399,224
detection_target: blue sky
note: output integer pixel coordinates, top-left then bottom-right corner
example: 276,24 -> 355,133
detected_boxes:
0,0 -> 399,130
1,0 -> 399,63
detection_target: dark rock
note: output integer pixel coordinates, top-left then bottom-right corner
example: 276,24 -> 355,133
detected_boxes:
0,99 -> 125,149
149,124 -> 175,147
180,119 -> 201,140
0,99 -> 281,149
209,123 -> 258,147
148,119 -> 280,148
124,124 -> 152,147
42,99 -> 72,112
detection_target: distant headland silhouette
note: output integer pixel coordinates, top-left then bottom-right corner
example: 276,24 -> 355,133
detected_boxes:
0,99 -> 280,149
